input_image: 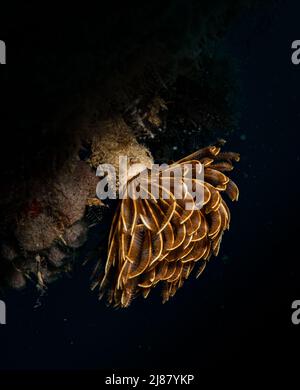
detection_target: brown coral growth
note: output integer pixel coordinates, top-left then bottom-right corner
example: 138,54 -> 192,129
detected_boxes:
97,141 -> 239,307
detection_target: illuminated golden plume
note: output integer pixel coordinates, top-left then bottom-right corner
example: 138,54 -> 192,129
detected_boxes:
97,140 -> 239,307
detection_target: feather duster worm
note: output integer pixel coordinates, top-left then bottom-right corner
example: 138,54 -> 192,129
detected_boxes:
97,141 -> 239,307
